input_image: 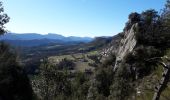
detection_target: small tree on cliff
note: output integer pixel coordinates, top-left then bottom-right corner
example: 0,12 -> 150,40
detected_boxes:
124,12 -> 141,31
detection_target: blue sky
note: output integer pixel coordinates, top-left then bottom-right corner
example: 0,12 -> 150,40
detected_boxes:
3,0 -> 166,37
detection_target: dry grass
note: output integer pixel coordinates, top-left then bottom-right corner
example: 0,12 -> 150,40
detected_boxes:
48,51 -> 98,72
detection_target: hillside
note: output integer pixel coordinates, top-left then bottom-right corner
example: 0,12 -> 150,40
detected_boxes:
97,9 -> 170,100
135,49 -> 170,100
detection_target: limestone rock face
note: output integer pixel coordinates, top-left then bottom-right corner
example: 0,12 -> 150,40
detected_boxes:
100,23 -> 138,70
114,23 -> 138,71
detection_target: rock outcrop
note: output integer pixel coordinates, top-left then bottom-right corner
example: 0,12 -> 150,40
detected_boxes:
114,23 -> 138,71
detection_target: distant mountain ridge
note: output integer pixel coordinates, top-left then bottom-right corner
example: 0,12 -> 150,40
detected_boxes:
0,33 -> 93,41
0,33 -> 93,47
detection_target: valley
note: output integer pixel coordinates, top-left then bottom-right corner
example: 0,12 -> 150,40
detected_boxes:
14,36 -> 113,74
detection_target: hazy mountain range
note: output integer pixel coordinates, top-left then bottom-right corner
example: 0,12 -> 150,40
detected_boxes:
0,33 -> 93,47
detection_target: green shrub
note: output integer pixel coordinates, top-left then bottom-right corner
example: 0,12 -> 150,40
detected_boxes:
109,64 -> 134,100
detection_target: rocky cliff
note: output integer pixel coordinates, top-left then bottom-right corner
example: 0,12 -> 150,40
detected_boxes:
100,22 -> 170,99
100,23 -> 138,70
114,23 -> 138,71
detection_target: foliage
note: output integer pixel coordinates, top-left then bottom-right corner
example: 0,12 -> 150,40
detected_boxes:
32,59 -> 72,100
124,12 -> 141,31
33,60 -> 91,100
109,64 -> 134,100
124,7 -> 170,48
87,54 -> 101,64
88,62 -> 98,67
87,81 -> 99,100
0,42 -> 33,100
87,54 -> 101,68
0,2 -> 9,35
124,45 -> 163,78
95,66 -> 114,97
56,58 -> 75,70
0,1 -> 34,100
85,55 -> 115,99
72,72 -> 90,100
102,53 -> 116,67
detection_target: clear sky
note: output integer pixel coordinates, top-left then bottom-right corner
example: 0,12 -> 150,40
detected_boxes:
3,0 -> 166,37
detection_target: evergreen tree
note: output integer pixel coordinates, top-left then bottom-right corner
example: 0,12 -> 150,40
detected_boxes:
0,2 -> 9,35
0,1 -> 33,100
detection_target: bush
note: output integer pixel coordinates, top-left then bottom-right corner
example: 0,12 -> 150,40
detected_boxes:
124,12 -> 141,31
87,54 -> 101,64
56,58 -> 75,70
95,66 -> 114,97
102,53 -> 116,67
124,45 -> 163,78
109,64 -> 134,100
32,60 -> 72,100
